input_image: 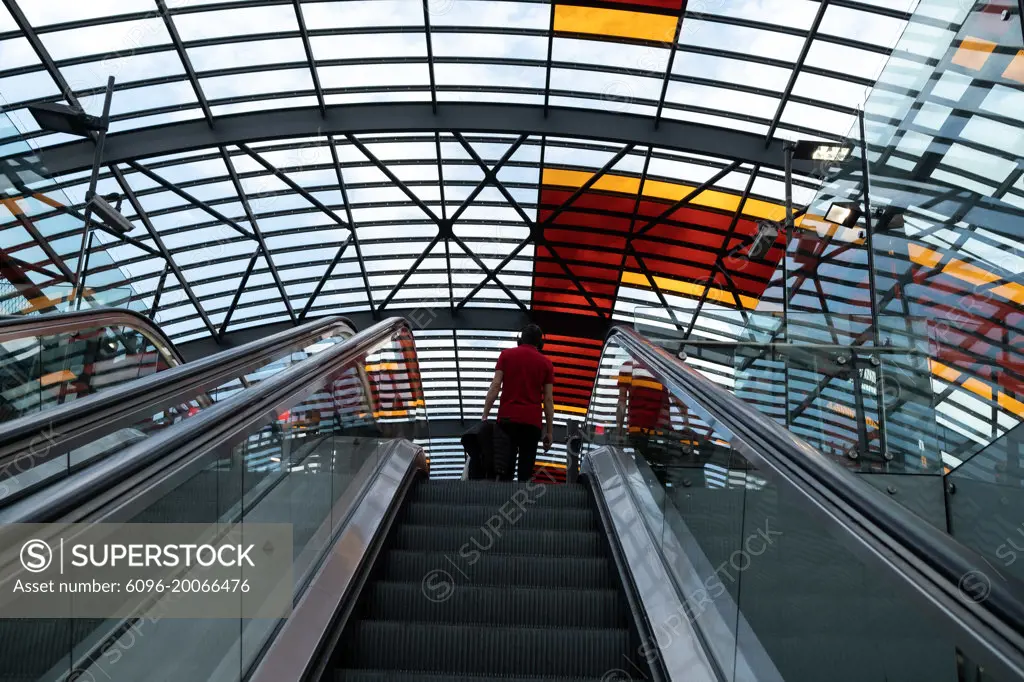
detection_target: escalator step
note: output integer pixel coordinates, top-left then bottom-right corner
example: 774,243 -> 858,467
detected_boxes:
362,581 -> 628,628
402,502 -> 599,532
381,550 -> 618,590
339,620 -> 631,678
337,672 -> 630,682
410,481 -> 590,509
391,524 -> 605,557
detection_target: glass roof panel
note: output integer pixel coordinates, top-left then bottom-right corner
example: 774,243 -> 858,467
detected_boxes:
40,19 -> 172,61
0,0 -> 937,434
172,5 -> 300,41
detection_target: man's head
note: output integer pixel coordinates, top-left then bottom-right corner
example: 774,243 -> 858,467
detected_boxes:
518,324 -> 544,350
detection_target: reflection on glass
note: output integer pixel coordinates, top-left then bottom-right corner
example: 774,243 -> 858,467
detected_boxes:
0,322 -> 355,503
587,334 -> 990,682
0,326 -> 426,682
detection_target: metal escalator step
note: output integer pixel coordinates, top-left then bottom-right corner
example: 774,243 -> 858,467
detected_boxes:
381,550 -> 618,590
409,481 -> 589,509
338,620 -> 632,678
391,524 -> 605,557
337,672 -> 630,682
402,502 -> 599,532
362,581 -> 628,629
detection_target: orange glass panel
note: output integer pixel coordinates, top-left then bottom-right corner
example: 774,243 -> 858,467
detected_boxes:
553,4 -> 678,42
952,36 -> 997,70
1004,50 -> 1024,84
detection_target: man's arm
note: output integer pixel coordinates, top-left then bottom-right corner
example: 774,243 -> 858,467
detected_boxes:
482,370 -> 503,421
542,383 -> 554,450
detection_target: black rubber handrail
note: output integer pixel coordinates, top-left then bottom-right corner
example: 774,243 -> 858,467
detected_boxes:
0,315 -> 355,484
604,325 -> 1024,652
0,307 -> 185,366
0,316 -> 413,524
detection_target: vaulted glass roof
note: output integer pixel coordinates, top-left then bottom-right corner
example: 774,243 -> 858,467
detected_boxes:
1,0 -> 946,475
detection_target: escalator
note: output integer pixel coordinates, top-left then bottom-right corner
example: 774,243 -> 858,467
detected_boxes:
0,312 -> 358,506
1,318 -> 1024,682
330,479 -> 648,681
0,308 -> 183,424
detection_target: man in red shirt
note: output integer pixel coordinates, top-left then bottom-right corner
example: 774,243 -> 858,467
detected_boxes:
482,324 -> 555,481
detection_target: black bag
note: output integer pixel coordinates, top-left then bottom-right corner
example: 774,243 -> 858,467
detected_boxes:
461,420 -> 495,480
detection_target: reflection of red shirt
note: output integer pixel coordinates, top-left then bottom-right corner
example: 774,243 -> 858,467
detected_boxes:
618,360 -> 669,431
496,344 -> 554,429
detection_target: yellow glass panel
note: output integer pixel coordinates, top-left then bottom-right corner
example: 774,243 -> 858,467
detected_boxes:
542,168 -> 641,195
929,360 -> 962,384
643,178 -> 694,202
621,271 -> 758,309
998,392 -> 1024,418
553,4 -> 677,42
991,281 -> 1024,305
952,36 -> 997,71
908,243 -> 942,269
1004,50 -> 1024,85
556,404 -> 588,415
943,258 -> 1000,287
962,377 -> 994,401
743,198 -> 787,221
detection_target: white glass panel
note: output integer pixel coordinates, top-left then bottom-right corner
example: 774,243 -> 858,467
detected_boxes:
188,38 -> 308,72
301,1 -> 425,29
202,69 -> 313,99
310,33 -> 426,60
172,6 -> 299,40
319,63 -> 429,89
0,37 -> 38,69
107,80 -> 198,118
41,19 -> 171,61
23,0 -> 155,26
818,4 -> 907,47
681,20 -> 805,62
695,0 -> 817,29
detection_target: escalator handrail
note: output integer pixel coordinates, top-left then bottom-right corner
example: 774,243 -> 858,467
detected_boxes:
0,307 -> 185,366
0,316 -> 414,524
0,314 -> 355,464
604,324 -> 1024,634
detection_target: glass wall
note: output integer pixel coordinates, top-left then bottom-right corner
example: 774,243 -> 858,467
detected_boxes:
0,106 -> 139,315
773,0 -> 1024,480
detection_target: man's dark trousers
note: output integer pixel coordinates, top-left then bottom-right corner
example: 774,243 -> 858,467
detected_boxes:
494,418 -> 541,481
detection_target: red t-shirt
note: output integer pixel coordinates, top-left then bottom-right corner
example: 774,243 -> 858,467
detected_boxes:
496,344 -> 554,429
617,360 -> 669,431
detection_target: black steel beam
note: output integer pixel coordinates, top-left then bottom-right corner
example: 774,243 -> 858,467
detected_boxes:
345,133 -> 442,226
300,235 -> 352,320
2,0 -> 78,109
292,0 -> 325,117
765,0 -> 829,144
448,233 -> 530,313
38,103 -> 810,177
149,264 -> 169,319
111,166 -> 219,339
455,239 -> 530,309
220,246 -> 262,338
626,241 -> 684,331
377,233 -> 443,313
449,133 -> 527,224
683,164 -> 760,339
124,162 -> 255,241
8,211 -> 76,282
155,0 -> 215,127
632,160 -> 742,237
654,6 -> 687,127
422,0 -> 438,113
328,135 -> 375,312
219,147 -> 297,323
540,144 -> 634,229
